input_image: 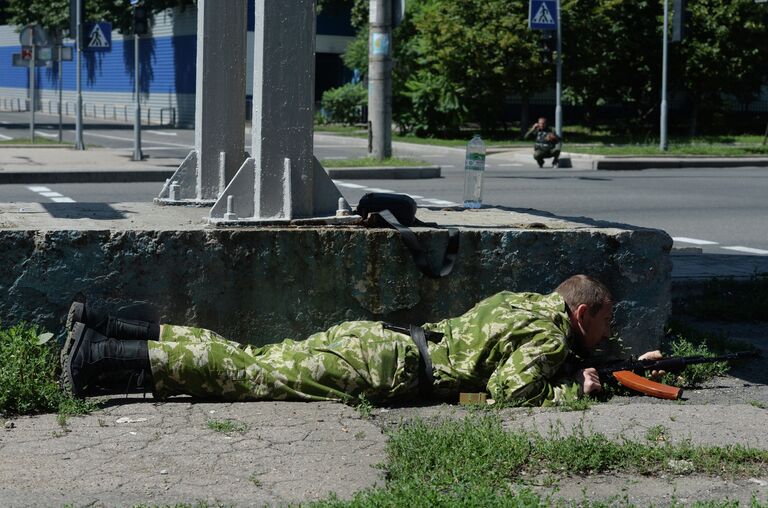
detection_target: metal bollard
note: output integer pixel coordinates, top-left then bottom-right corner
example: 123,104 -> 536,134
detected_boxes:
336,197 -> 351,217
169,181 -> 180,201
218,152 -> 227,195
224,196 -> 237,221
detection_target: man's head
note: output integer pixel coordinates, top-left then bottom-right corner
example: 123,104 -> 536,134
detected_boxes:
555,275 -> 613,350
537,117 -> 548,129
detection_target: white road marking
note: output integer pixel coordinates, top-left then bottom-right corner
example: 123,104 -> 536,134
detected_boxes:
365,187 -> 395,193
422,198 -> 459,206
442,165 -> 455,168
0,120 -> 10,124
405,194 -> 424,199
0,133 -> 12,140
323,156 -> 349,160
146,130 -> 178,136
26,185 -> 76,203
721,246 -> 768,255
34,131 -> 58,139
332,181 -> 366,189
499,163 -> 523,167
672,237 -> 719,246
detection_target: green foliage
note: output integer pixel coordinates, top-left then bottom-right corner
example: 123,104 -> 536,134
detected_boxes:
320,83 -> 367,125
206,419 -> 248,434
354,393 -> 372,419
5,0 -> 194,35
1,323 -> 61,416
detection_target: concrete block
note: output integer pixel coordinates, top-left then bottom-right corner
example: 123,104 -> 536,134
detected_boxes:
0,204 -> 671,355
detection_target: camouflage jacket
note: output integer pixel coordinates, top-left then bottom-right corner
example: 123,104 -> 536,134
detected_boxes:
424,291 -> 580,406
526,125 -> 560,151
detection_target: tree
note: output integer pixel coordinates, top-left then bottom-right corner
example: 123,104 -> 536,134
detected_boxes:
673,0 -> 768,135
4,0 -> 193,35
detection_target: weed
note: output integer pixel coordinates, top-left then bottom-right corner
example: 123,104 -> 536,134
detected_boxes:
645,425 -> 669,442
206,419 -> 248,434
354,431 -> 366,440
558,396 -> 594,412
661,332 -> 731,387
749,400 -> 767,410
355,394 -> 372,420
248,473 -> 262,488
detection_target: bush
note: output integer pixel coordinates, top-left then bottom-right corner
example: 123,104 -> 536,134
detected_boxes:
320,83 -> 367,125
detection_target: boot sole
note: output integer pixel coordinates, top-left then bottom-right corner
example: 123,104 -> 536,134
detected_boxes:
66,301 -> 85,334
60,322 -> 88,398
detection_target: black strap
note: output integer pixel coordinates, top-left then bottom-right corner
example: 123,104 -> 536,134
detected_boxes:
409,325 -> 434,397
383,322 -> 444,343
371,210 -> 459,279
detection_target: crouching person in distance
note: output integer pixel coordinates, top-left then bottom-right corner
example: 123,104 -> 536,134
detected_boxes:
60,274 -> 660,407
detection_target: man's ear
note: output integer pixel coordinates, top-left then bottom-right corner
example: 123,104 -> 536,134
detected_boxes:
573,303 -> 589,324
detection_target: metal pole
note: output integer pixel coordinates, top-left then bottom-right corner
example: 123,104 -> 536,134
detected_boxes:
75,0 -> 85,150
30,44 -> 36,143
58,43 -> 63,143
555,0 -> 563,137
660,0 -> 669,151
133,30 -> 143,161
368,0 -> 392,159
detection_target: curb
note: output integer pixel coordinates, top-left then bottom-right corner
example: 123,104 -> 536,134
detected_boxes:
325,165 -> 441,179
594,158 -> 768,171
0,170 -> 174,184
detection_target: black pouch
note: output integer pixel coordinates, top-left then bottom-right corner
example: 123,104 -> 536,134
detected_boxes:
356,192 -> 419,226
355,192 -> 459,279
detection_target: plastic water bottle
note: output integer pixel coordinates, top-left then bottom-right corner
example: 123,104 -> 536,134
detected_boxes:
463,134 -> 486,209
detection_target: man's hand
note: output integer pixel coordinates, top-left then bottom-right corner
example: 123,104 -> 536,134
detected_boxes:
577,367 -> 602,395
638,350 -> 666,379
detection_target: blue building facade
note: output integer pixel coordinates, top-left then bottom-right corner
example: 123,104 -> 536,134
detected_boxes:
0,5 -> 355,126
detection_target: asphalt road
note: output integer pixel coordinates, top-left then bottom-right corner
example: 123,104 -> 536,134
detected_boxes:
1,111 -> 767,257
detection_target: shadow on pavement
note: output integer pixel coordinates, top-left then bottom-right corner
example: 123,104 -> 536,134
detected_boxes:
41,202 -> 126,220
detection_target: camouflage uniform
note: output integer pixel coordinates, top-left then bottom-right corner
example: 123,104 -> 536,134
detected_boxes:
147,291 -> 581,406
526,126 -> 561,167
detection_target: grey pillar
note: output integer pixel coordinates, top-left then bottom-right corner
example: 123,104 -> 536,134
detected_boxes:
367,0 -> 392,159
209,0 -> 343,223
156,0 -> 248,205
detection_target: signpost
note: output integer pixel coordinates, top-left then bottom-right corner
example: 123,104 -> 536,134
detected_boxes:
19,25 -> 50,143
529,0 -> 562,137
83,22 -> 112,52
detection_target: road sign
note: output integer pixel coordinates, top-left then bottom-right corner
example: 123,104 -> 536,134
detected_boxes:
21,46 -> 33,60
19,24 -> 49,46
84,22 -> 112,51
12,53 -> 49,67
529,0 -> 558,30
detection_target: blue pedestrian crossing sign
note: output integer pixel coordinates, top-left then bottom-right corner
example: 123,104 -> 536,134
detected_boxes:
529,0 -> 558,30
84,22 -> 112,52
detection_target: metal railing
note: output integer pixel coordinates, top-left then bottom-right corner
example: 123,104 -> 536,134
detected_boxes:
0,97 -> 177,126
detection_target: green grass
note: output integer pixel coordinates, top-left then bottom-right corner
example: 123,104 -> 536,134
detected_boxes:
309,415 -> 768,507
321,157 -> 429,168
567,143 -> 768,156
0,138 -> 71,145
0,322 -> 99,420
206,419 -> 249,434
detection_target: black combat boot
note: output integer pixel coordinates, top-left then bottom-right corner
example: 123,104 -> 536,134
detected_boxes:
61,322 -> 154,398
67,295 -> 160,341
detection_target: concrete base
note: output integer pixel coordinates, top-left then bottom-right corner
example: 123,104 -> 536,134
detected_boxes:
0,203 -> 671,354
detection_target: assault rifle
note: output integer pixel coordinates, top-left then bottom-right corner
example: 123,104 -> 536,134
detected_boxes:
588,351 -> 760,400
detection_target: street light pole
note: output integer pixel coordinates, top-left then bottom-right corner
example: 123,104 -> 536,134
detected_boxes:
660,0 -> 669,151
368,0 -> 392,160
75,0 -> 85,150
555,0 -> 563,137
133,28 -> 143,161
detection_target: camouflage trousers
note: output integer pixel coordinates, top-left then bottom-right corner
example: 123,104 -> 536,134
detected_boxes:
147,322 -> 422,402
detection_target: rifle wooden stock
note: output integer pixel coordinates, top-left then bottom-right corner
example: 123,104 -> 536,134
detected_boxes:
612,370 -> 682,400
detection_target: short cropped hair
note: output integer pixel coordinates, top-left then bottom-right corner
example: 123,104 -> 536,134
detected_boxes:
555,275 -> 612,316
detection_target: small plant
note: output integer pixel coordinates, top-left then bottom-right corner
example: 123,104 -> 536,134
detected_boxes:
645,425 -> 669,442
354,431 -> 366,440
248,473 -> 262,487
355,394 -> 373,420
558,396 -> 595,412
749,400 -> 767,410
0,322 -> 99,418
206,419 -> 248,434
